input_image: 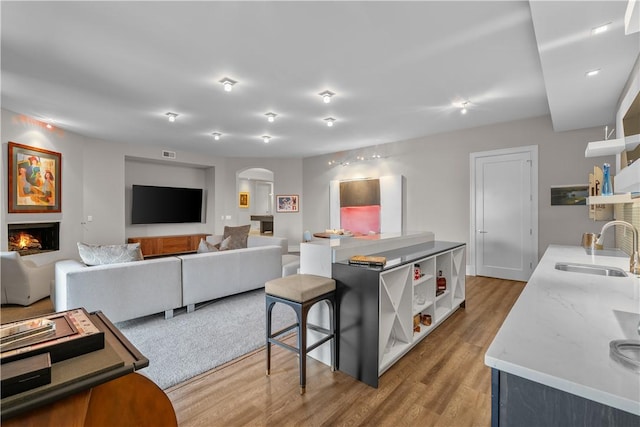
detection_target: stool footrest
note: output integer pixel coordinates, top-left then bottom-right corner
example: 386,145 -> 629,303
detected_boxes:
307,324 -> 331,335
306,334 -> 334,353
269,338 -> 299,354
269,323 -> 298,339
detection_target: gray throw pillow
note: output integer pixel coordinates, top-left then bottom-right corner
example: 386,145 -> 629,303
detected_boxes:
197,238 -> 219,253
222,225 -> 250,250
77,242 -> 144,266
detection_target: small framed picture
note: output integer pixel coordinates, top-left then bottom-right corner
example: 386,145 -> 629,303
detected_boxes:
276,195 -> 299,213
239,192 -> 249,208
550,185 -> 588,206
8,142 -> 62,213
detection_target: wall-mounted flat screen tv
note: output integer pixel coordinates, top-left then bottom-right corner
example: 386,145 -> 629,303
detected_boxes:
132,185 -> 203,224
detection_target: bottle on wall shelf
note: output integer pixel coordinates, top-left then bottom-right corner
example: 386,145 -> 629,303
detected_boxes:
602,163 -> 613,196
437,270 -> 446,291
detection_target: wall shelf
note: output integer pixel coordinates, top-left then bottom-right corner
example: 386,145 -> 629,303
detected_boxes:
587,194 -> 640,205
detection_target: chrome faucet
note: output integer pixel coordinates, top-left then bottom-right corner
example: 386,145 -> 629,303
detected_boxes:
596,220 -> 640,275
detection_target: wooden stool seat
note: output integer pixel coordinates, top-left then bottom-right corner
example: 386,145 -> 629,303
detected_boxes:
265,274 -> 336,394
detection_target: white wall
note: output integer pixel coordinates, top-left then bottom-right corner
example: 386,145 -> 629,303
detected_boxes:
1,111 -> 86,265
1,108 -> 304,261
0,108 -> 617,264
302,115 -> 614,260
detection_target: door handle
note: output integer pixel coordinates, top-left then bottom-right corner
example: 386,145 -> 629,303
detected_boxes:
478,230 -> 488,234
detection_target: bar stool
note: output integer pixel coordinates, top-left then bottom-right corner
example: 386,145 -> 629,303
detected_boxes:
265,274 -> 336,394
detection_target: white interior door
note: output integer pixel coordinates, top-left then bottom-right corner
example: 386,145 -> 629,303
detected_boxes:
472,147 -> 537,281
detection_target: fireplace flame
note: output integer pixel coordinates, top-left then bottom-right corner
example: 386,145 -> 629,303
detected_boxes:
19,233 -> 31,249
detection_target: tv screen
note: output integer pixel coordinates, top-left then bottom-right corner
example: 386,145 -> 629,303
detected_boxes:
132,185 -> 203,224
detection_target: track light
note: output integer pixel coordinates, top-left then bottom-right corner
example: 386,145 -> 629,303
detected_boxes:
262,135 -> 271,143
211,132 -> 222,140
265,112 -> 277,123
220,77 -> 237,92
319,90 -> 335,103
166,112 -> 178,122
324,117 -> 336,127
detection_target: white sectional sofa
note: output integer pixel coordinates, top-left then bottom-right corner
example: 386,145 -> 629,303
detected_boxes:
53,235 -> 291,323
54,256 -> 183,323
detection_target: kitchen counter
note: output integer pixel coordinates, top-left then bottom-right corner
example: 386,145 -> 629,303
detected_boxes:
485,245 -> 640,416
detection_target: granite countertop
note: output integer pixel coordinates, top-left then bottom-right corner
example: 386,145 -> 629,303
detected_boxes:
485,245 -> 640,415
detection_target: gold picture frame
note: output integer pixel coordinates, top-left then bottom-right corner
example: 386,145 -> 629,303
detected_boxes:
239,192 -> 249,208
8,142 -> 62,213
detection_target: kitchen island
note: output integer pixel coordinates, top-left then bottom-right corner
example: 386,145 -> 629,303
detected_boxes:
485,245 -> 640,426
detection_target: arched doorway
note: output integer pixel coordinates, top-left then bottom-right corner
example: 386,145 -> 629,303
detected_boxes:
237,168 -> 274,235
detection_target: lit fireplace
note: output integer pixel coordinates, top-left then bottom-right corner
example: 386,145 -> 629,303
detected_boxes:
7,222 -> 60,255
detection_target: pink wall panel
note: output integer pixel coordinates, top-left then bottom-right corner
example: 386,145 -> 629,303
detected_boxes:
340,205 -> 381,234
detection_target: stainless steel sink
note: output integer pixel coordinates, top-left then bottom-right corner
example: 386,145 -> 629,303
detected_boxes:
554,262 -> 628,277
610,340 -> 640,372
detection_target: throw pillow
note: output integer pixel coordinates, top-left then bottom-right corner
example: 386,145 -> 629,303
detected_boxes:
218,236 -> 232,251
197,238 -> 219,254
222,225 -> 250,250
77,242 -> 144,266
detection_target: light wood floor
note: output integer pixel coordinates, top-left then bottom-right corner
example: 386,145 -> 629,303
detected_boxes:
166,276 -> 525,427
1,276 -> 525,426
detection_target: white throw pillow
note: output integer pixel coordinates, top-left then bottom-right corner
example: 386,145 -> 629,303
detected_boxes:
77,242 -> 144,266
218,236 -> 232,251
197,238 -> 219,253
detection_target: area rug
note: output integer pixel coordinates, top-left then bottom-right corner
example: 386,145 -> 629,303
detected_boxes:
115,289 -> 295,390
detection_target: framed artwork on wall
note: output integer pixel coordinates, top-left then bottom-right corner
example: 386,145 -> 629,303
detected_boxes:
276,195 -> 299,213
239,192 -> 249,208
550,185 -> 588,206
8,141 -> 62,213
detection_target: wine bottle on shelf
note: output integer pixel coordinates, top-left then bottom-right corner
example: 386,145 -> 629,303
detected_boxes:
437,270 -> 446,291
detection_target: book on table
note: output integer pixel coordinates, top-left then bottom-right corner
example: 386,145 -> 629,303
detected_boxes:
348,255 -> 387,267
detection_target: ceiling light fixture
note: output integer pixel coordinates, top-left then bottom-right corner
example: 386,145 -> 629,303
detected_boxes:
319,90 -> 335,103
265,112 -> 277,123
262,135 -> 271,143
211,132 -> 222,140
166,112 -> 178,122
461,101 -> 469,115
324,117 -> 336,127
586,69 -> 601,77
219,77 -> 237,92
591,23 -> 610,35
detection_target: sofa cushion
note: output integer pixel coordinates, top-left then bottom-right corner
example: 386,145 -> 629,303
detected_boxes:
218,236 -> 232,251
222,225 -> 250,250
197,238 -> 219,253
77,242 -> 143,266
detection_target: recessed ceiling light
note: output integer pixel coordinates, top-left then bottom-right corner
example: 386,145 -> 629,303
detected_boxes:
265,112 -> 277,123
591,23 -> 610,35
319,90 -> 335,103
166,112 -> 178,122
586,69 -> 601,77
461,101 -> 470,114
219,77 -> 237,92
262,135 -> 271,143
211,132 -> 222,140
324,117 -> 336,127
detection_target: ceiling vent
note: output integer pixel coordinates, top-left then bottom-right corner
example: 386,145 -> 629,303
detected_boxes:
161,150 -> 176,160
